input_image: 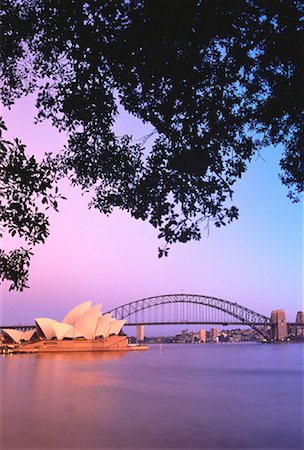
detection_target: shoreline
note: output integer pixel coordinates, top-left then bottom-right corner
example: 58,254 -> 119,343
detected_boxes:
0,336 -> 149,354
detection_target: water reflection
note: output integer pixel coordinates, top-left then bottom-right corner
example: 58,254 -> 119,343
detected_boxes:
1,351 -> 129,450
1,344 -> 303,450
35,351 -> 128,362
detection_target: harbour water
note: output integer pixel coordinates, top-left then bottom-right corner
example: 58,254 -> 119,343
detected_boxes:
1,343 -> 303,449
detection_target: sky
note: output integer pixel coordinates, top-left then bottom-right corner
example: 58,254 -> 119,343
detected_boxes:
1,95 -> 303,336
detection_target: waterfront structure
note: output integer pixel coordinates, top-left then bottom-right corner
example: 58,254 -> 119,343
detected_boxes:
2,328 -> 35,344
108,294 -> 274,339
3,295 -> 302,343
271,310 -> 288,340
295,311 -> 304,336
296,311 -> 304,323
199,329 -> 206,343
16,335 -> 132,353
35,302 -> 126,341
181,329 -> 188,339
136,324 -> 144,341
210,327 -> 220,342
2,302 -> 126,344
1,302 -> 150,353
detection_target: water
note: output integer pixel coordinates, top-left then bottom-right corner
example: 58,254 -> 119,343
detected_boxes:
1,343 -> 303,450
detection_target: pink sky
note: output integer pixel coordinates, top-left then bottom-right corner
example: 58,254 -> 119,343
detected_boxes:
1,95 -> 303,335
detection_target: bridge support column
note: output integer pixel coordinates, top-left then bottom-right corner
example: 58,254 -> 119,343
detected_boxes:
295,311 -> 304,336
271,310 -> 288,341
136,324 -> 144,341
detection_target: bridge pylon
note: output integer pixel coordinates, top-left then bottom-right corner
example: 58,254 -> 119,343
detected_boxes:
270,310 -> 288,341
136,324 -> 144,341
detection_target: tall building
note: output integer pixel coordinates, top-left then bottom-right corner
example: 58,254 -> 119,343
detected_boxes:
181,329 -> 189,339
199,329 -> 206,343
271,309 -> 288,340
210,327 -> 220,342
270,310 -> 277,323
136,324 -> 144,341
295,311 -> 304,336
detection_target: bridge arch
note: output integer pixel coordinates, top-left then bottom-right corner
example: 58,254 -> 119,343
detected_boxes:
108,294 -> 271,336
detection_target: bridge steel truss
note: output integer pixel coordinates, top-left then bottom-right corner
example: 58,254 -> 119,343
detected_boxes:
1,295 -> 302,340
108,294 -> 272,337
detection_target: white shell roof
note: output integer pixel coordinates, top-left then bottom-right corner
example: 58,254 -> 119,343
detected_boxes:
74,304 -> 101,340
3,329 -> 23,343
3,328 -> 36,343
95,316 -> 105,338
63,301 -> 92,325
96,313 -> 112,338
33,303 -> 125,341
52,322 -> 73,341
109,319 -> 126,336
22,329 -> 36,341
35,318 -> 58,340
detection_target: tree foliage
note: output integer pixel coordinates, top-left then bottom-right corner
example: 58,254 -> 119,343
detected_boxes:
0,119 -> 64,290
0,0 -> 303,288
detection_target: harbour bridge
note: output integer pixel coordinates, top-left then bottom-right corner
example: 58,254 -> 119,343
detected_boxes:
107,294 -> 303,340
1,294 -> 303,340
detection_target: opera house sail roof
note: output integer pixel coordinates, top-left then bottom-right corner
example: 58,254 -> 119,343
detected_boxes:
3,302 -> 126,344
2,328 -> 36,344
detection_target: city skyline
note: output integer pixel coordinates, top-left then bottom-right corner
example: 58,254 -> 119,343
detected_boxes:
1,95 -> 303,334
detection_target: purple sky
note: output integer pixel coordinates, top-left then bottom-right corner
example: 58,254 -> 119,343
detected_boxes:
1,95 -> 303,335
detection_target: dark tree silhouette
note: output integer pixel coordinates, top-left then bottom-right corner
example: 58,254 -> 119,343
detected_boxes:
0,119 -> 64,290
0,0 -> 303,289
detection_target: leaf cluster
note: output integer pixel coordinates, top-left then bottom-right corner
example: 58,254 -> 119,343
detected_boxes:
0,118 -> 64,290
0,1 -> 303,283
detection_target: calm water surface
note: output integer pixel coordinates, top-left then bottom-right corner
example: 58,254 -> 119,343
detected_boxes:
1,343 -> 303,450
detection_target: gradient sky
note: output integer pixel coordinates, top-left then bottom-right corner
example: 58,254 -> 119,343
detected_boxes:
1,95 -> 303,335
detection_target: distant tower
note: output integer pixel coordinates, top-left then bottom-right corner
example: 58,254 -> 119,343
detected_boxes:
136,324 -> 144,341
270,310 -> 277,324
181,329 -> 188,339
210,327 -> 220,342
271,310 -> 288,340
295,311 -> 304,336
199,329 -> 206,343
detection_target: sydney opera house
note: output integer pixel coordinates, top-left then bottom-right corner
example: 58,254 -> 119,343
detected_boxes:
2,302 -> 140,353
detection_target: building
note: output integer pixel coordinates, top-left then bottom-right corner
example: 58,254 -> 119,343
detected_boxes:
271,309 -> 288,340
181,329 -> 189,339
296,311 -> 304,323
295,311 -> 304,336
199,329 -> 206,343
210,327 -> 220,342
136,324 -> 144,341
1,328 -> 36,344
2,302 -> 140,353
